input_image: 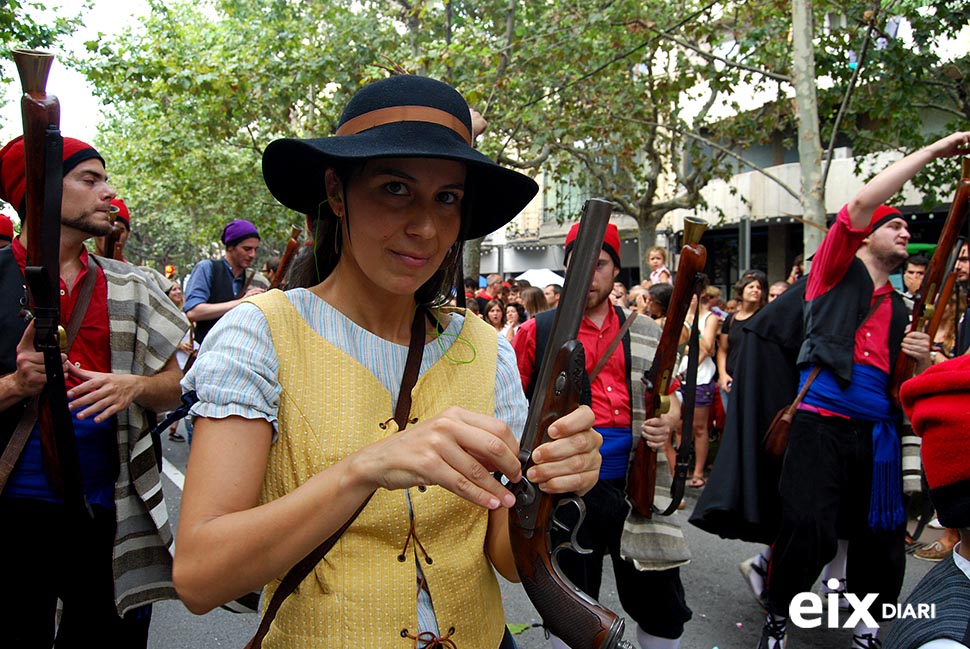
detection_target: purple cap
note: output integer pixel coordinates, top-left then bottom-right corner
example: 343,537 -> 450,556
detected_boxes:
221,219 -> 260,246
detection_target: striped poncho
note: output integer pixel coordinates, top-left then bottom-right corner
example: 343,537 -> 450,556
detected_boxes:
94,255 -> 189,614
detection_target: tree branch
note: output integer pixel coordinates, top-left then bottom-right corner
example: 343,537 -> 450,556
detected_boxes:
613,115 -> 802,202
822,4 -> 880,190
640,23 -> 791,83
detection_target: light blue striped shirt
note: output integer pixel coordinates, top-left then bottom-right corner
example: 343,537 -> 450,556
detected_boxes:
182,288 -> 527,643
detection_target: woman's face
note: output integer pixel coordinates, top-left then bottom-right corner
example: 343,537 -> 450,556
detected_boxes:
167,283 -> 183,306
742,280 -> 762,304
487,304 -> 504,325
506,305 -> 519,325
328,157 -> 465,298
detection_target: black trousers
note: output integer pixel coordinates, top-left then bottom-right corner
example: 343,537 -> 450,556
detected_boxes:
0,498 -> 151,649
766,411 -> 906,617
555,479 -> 693,640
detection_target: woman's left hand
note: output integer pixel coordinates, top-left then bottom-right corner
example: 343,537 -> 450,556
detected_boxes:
527,405 -> 601,496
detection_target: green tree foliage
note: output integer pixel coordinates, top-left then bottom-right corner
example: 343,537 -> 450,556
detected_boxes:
0,0 -> 77,135
65,0 -> 968,275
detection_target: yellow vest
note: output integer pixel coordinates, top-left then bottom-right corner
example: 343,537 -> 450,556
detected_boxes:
249,290 -> 506,648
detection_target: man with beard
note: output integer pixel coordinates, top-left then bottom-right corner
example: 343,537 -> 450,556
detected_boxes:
757,131 -> 970,649
513,223 -> 691,649
0,136 -> 187,647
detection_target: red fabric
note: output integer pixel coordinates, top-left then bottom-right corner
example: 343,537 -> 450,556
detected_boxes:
899,354 -> 970,490
0,213 -> 12,240
514,310 -> 631,428
870,204 -> 902,231
564,222 -> 621,267
12,238 -> 111,385
111,198 -> 130,229
805,205 -> 894,372
475,288 -> 492,300
0,136 -> 102,214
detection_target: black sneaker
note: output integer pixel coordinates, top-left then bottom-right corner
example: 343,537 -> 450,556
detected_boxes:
757,616 -> 787,649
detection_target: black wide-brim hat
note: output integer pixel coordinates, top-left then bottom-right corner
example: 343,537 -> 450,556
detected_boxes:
262,75 -> 539,241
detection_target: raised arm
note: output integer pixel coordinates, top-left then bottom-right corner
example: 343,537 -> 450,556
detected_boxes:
846,131 -> 970,230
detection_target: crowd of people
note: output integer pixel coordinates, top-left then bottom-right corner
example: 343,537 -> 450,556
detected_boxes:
0,71 -> 968,649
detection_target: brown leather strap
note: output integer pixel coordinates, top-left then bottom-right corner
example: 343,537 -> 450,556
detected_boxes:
246,306 -> 428,649
0,255 -> 99,495
336,105 -> 472,145
588,311 -> 637,384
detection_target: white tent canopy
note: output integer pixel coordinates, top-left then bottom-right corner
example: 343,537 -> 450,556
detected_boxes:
514,268 -> 565,288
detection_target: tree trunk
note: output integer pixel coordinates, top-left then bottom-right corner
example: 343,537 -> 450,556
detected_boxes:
463,237 -> 483,281
636,213 -> 658,283
790,0 -> 827,264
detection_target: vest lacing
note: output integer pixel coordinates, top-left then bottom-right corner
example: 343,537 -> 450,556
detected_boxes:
381,416 -> 419,430
398,514 -> 433,565
402,626 -> 457,648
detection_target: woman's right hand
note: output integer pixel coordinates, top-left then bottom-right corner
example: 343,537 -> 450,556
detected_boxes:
718,373 -> 733,393
353,406 -> 522,511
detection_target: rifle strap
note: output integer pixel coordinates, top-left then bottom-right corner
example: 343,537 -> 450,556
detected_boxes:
245,306 -> 428,649
589,311 -> 637,384
0,254 -> 98,495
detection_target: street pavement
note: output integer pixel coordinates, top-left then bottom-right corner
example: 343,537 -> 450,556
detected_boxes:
151,422 -> 935,649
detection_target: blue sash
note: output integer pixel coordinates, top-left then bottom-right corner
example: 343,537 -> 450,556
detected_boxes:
800,364 -> 904,531
596,426 -> 633,480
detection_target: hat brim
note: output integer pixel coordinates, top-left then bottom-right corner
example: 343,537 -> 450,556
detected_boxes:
262,121 -> 538,241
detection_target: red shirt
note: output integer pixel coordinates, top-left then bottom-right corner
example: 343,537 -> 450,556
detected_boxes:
13,238 -> 111,386
513,306 -> 632,428
805,206 -> 894,373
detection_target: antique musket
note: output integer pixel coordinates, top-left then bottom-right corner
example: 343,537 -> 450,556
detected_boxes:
508,198 -> 625,649
13,49 -> 86,511
627,216 -> 707,518
890,157 -> 970,400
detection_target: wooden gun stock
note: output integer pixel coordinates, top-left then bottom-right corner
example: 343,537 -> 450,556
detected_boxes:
890,158 -> 970,400
627,218 -> 707,518
511,341 -> 625,649
270,224 -> 302,289
508,198 -> 624,649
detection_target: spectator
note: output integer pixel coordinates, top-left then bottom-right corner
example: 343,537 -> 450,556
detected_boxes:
611,280 -> 629,307
786,254 -> 805,284
899,253 -> 929,314
646,245 -> 672,286
502,302 -> 526,343
261,255 -> 281,287
476,273 -> 503,313
484,298 -> 506,334
543,283 -> 562,308
767,280 -> 789,302
519,285 -> 549,318
717,273 -> 766,413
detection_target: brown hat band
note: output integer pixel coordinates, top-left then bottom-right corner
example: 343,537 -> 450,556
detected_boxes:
336,105 -> 472,145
